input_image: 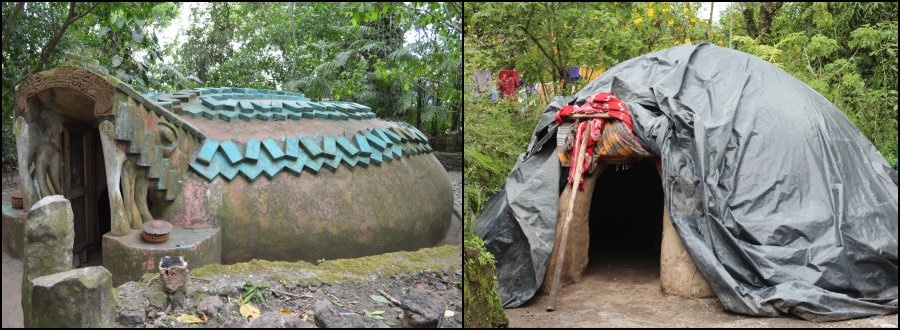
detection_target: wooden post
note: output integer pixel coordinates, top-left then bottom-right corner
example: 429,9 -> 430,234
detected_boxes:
708,2 -> 715,41
547,122 -> 591,311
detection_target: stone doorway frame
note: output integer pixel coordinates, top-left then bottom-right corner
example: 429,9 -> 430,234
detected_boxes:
13,66 -> 131,255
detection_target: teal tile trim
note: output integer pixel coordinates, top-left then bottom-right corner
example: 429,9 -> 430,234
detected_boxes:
188,125 -> 433,182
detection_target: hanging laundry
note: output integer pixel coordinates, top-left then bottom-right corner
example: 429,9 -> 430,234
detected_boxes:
565,66 -> 582,82
498,69 -> 520,102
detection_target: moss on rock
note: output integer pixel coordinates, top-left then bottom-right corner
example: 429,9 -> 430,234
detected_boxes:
463,235 -> 508,328
188,245 -> 460,287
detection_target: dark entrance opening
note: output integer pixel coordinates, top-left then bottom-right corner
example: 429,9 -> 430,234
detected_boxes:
61,123 -> 107,268
588,159 -> 664,270
32,87 -> 109,268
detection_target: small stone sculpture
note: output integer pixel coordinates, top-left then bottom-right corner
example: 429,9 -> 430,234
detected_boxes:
159,256 -> 188,294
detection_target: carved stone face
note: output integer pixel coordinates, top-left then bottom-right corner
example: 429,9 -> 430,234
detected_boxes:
158,122 -> 178,158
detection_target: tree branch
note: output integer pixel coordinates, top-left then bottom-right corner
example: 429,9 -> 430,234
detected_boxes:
400,3 -> 460,34
521,4 -> 563,82
2,2 -> 101,119
2,2 -> 25,55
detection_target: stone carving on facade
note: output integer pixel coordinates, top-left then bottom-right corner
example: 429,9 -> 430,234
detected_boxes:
15,67 -> 114,117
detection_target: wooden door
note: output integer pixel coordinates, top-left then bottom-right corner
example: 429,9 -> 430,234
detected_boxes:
61,123 -> 94,255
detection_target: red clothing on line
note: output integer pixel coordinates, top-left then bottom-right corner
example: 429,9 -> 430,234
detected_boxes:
498,69 -> 520,102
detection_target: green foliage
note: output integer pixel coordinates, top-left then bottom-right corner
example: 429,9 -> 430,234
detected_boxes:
240,282 -> 270,305
466,1 -> 898,183
462,233 -> 509,328
369,294 -> 391,306
466,2 -> 711,97
174,2 -> 462,135
2,2 -> 187,164
2,2 -> 461,166
363,309 -> 386,321
463,95 -> 541,224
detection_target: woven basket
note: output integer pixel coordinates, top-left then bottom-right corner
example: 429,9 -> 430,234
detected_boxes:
142,232 -> 169,243
11,191 -> 23,209
142,219 -> 173,243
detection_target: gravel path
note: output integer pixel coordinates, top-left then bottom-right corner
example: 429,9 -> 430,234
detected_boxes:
1,245 -> 24,328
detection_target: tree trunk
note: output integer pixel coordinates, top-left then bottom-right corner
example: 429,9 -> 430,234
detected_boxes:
708,2 -> 715,41
1,2 -> 26,56
450,102 -> 461,132
415,80 -> 422,129
758,2 -> 784,41
740,2 -> 783,40
740,5 -> 758,38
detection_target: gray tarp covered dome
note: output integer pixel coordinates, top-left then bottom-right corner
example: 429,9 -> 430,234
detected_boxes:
475,43 -> 898,321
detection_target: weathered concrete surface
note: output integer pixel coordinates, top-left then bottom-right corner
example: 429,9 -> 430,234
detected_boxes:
102,228 -> 221,286
23,195 -> 74,280
660,199 -> 714,298
1,203 -> 26,259
14,116 -> 36,210
22,195 -> 74,328
164,153 -> 452,264
28,266 -> 115,328
438,170 -> 462,246
98,119 -> 130,237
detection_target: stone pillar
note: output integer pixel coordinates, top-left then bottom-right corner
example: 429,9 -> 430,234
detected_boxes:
14,116 -> 36,210
541,168 -> 600,292
27,266 -> 115,328
98,120 -> 130,236
22,195 -> 75,328
659,200 -> 715,298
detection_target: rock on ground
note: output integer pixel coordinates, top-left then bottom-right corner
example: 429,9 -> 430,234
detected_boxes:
198,295 -> 224,317
314,299 -> 366,328
28,266 -> 115,328
401,289 -> 445,328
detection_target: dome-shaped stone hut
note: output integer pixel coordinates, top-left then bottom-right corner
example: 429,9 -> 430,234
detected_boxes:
4,63 -> 451,284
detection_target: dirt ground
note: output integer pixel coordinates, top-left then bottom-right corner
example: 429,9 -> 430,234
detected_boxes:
1,174 -> 24,328
1,168 -> 462,328
1,245 -> 24,328
117,268 -> 462,328
506,253 -> 898,328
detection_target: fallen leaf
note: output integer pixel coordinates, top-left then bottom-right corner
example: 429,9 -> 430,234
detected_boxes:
369,294 -> 391,305
240,304 -> 261,321
279,308 -> 292,316
301,314 -> 309,322
370,294 -> 391,305
364,309 -> 386,320
176,313 -> 205,324
199,311 -> 208,322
